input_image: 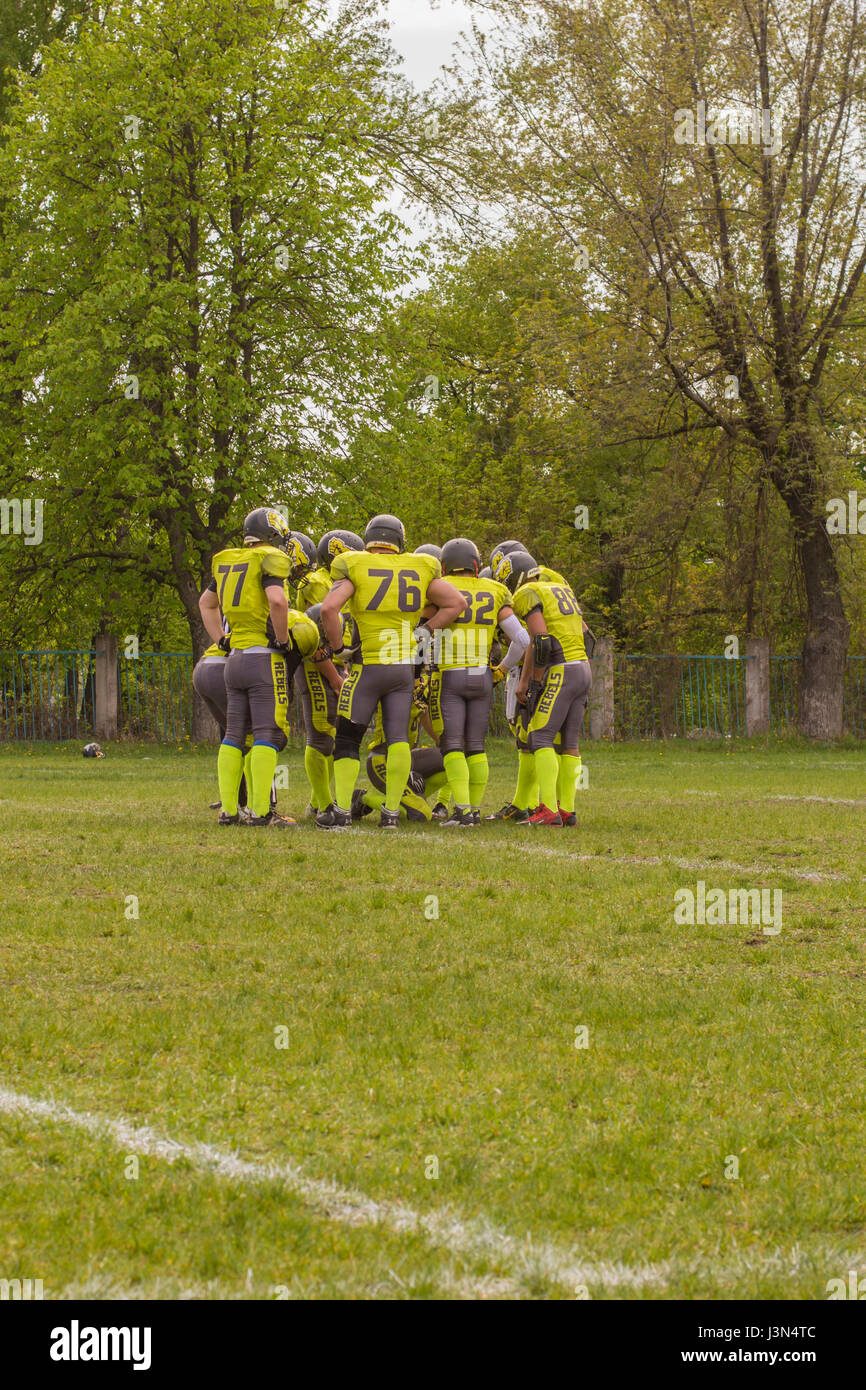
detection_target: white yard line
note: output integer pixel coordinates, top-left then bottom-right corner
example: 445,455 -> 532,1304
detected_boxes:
388,831 -> 844,883
0,1084 -> 665,1295
684,789 -> 866,807
2,1086 -> 855,1298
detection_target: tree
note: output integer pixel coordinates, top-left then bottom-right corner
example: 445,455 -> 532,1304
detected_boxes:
448,0 -> 866,735
0,0 -> 92,131
0,0 -> 414,733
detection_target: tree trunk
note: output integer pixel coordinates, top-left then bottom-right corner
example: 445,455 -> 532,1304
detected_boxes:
797,523 -> 850,739
774,441 -> 850,739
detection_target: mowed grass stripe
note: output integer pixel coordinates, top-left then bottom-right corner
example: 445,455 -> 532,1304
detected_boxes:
0,1099 -> 544,1301
0,1085 -> 667,1295
3,741 -> 865,1299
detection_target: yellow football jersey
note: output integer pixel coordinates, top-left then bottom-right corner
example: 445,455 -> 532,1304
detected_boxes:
296,565 -> 332,612
330,550 -> 441,664
538,565 -> 569,587
513,578 -> 587,663
438,574 -> 511,669
201,642 -> 227,660
211,545 -> 290,649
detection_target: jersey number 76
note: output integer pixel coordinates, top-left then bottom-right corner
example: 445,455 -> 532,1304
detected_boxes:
366,568 -> 422,612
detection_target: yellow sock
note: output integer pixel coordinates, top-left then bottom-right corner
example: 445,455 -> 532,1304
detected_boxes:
443,750 -> 470,807
466,752 -> 489,810
558,754 -> 582,813
334,756 -> 359,812
385,741 -> 412,813
534,746 -> 559,811
305,746 -> 332,811
514,751 -> 536,810
249,744 -> 278,817
217,743 -> 244,816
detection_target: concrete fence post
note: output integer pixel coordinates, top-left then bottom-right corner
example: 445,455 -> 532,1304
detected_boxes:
588,636 -> 614,740
93,633 -> 119,742
745,637 -> 770,736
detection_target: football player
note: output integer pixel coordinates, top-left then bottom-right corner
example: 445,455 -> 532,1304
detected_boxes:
486,541 -> 541,820
508,550 -> 591,827
317,513 -> 466,829
288,531 -> 317,590
293,530 -> 364,815
355,672 -> 449,822
435,537 -> 528,826
201,507 -> 319,827
192,624 -> 256,819
489,541 -> 591,818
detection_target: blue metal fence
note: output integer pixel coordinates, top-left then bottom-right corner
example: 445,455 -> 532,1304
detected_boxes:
614,654 -> 749,739
0,650 -> 96,740
118,652 -> 194,742
5,647 -> 866,742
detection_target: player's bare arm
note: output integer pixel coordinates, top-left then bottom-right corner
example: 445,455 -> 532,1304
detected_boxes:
267,584 -> 290,646
316,654 -> 344,693
423,576 -> 468,629
199,586 -> 225,644
321,578 -> 354,650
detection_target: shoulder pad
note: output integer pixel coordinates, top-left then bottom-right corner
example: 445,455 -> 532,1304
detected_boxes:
261,548 -> 290,578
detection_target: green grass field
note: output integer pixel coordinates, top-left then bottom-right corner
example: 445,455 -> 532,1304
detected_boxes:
1,737 -> 865,1300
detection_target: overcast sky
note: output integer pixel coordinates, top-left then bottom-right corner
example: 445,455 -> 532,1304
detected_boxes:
326,0 -> 480,91
381,0 -> 479,89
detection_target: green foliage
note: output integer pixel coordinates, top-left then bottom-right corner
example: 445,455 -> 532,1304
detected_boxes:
0,0 -> 415,649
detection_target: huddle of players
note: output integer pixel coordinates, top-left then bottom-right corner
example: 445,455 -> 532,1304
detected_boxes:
194,507 -> 591,830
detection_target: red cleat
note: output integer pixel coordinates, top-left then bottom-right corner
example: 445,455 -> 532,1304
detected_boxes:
558,808 -> 578,827
525,804 -> 563,826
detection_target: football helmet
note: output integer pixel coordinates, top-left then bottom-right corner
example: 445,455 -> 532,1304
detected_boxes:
364,513 -> 405,553
243,507 -> 292,552
317,529 -> 364,568
441,537 -> 480,576
489,539 -> 523,579
499,548 -> 538,594
288,531 -> 317,581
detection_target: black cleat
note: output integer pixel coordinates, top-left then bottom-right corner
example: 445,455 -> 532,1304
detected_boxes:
316,804 -> 352,830
246,810 -> 296,828
379,808 -> 400,829
471,810 -> 481,826
210,800 -> 222,810
351,788 -> 374,820
431,802 -> 449,820
442,808 -> 474,828
218,811 -> 239,826
485,802 -> 529,823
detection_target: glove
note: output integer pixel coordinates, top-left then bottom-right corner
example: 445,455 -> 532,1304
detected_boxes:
413,622 -> 434,669
269,636 -> 293,657
491,664 -> 506,685
525,678 -> 544,716
217,635 -> 231,654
